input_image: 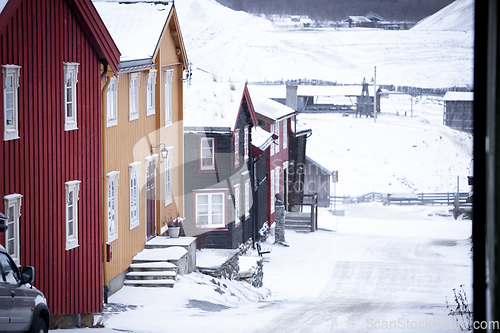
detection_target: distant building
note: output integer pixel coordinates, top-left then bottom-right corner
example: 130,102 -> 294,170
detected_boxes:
443,91 -> 474,132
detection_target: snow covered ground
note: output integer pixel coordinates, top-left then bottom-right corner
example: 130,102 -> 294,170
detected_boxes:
56,0 -> 474,331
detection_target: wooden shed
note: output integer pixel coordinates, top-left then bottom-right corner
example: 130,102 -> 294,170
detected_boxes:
443,91 -> 474,132
0,0 -> 119,321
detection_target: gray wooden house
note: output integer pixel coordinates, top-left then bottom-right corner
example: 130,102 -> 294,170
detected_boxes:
443,91 -> 474,132
304,156 -> 331,207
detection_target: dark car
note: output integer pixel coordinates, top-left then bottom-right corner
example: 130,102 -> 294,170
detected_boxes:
0,213 -> 50,332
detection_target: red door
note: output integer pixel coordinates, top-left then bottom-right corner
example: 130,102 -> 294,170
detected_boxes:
146,160 -> 156,240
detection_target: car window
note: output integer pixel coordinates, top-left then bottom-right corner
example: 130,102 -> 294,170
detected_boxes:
0,252 -> 19,284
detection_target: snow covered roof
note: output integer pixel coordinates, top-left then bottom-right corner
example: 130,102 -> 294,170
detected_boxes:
92,1 -> 173,62
443,91 -> 474,101
252,127 -> 273,152
183,69 -> 246,130
248,88 -> 296,122
343,16 -> 372,23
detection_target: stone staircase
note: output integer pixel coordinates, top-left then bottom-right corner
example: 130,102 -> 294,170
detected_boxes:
123,236 -> 197,288
285,212 -> 312,232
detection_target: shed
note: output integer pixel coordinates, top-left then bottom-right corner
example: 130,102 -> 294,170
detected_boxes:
443,91 -> 474,132
304,156 -> 331,207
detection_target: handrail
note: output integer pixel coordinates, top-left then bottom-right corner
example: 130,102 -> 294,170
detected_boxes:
289,193 -> 319,232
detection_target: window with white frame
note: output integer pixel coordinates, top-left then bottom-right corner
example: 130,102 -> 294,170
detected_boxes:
129,72 -> 140,121
63,63 -> 79,131
129,162 -> 141,230
195,192 -> 225,228
200,137 -> 215,171
283,120 -> 287,149
270,169 -> 275,213
165,147 -> 174,206
244,180 -> 250,219
106,171 -> 119,243
106,76 -> 118,127
275,166 -> 281,197
234,129 -> 239,168
4,194 -> 22,264
164,68 -> 173,127
65,181 -> 80,250
2,65 -> 21,141
244,126 -> 249,162
275,121 -> 280,153
234,184 -> 240,224
270,123 -> 275,156
146,69 -> 157,116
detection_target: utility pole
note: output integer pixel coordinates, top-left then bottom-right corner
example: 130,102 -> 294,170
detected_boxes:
374,66 -> 377,123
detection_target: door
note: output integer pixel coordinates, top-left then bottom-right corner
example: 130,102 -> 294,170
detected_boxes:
146,160 -> 156,240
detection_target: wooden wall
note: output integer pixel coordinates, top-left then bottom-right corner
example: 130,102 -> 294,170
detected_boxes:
0,0 -> 103,315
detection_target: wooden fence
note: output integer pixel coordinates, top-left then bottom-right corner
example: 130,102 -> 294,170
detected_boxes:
329,192 -> 471,206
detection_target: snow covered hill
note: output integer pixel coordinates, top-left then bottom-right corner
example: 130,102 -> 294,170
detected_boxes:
175,0 -> 474,87
412,0 -> 474,32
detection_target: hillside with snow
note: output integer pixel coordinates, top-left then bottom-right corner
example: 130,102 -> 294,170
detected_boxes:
175,0 -> 473,88
412,0 -> 474,32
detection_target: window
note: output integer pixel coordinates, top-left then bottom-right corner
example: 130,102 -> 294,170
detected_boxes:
244,180 -> 250,219
106,171 -> 119,243
234,184 -> 240,225
165,147 -> 174,206
195,192 -> 226,228
2,65 -> 20,141
234,129 -> 240,167
106,76 -> 118,127
129,162 -> 141,230
270,169 -> 275,213
64,63 -> 78,131
283,120 -> 287,149
65,181 -> 80,250
200,137 -> 215,171
164,68 -> 173,127
275,166 -> 281,197
129,72 -> 140,121
147,69 -> 157,116
0,252 -> 20,284
244,126 -> 249,162
3,194 -> 22,265
270,123 -> 275,156
275,121 -> 280,153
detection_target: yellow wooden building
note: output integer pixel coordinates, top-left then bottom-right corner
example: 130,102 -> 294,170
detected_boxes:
94,1 -> 188,295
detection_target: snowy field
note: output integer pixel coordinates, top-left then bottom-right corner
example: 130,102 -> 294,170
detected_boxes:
57,0 -> 474,331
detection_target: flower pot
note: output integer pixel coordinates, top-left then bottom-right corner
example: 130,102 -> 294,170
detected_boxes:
168,226 -> 180,238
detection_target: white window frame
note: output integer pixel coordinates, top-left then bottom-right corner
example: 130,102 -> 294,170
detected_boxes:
129,72 -> 140,121
106,171 -> 120,243
234,184 -> 240,224
195,191 -> 226,228
165,147 -> 174,206
129,162 -> 141,230
270,169 -> 275,213
275,121 -> 280,153
275,166 -> 281,197
4,194 -> 22,265
244,180 -> 250,219
283,120 -> 287,149
146,69 -> 157,116
2,65 -> 21,141
244,126 -> 249,162
63,63 -> 79,131
200,137 -> 215,171
106,76 -> 118,127
234,129 -> 240,168
164,68 -> 173,127
65,181 -> 81,250
270,123 -> 275,156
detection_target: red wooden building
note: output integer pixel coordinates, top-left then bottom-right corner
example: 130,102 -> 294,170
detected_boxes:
0,0 -> 119,324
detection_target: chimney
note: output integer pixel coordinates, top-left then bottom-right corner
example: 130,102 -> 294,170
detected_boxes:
286,84 -> 298,111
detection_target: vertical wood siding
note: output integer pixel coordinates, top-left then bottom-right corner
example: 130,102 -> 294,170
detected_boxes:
0,0 -> 103,315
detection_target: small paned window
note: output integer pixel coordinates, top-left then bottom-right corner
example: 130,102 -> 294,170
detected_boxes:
63,63 -> 79,131
129,72 -> 140,121
200,137 -> 215,171
165,147 -> 174,206
164,69 -> 173,127
283,120 -> 287,149
245,180 -> 250,219
270,169 -> 275,214
234,130 -> 240,168
3,194 -> 22,264
195,192 -> 225,228
107,171 -> 120,243
2,65 -> 21,141
129,162 -> 141,230
106,76 -> 118,127
244,126 -> 249,162
234,185 -> 240,224
147,69 -> 157,116
270,123 -> 275,156
65,181 -> 81,250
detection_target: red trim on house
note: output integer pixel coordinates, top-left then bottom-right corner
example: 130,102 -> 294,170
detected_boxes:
192,189 -> 229,231
198,136 -> 217,174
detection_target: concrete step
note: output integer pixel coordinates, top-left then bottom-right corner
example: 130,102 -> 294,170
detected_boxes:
124,279 -> 175,288
126,270 -> 176,280
129,262 -> 177,272
285,220 -> 311,226
285,224 -> 312,232
131,247 -> 188,269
